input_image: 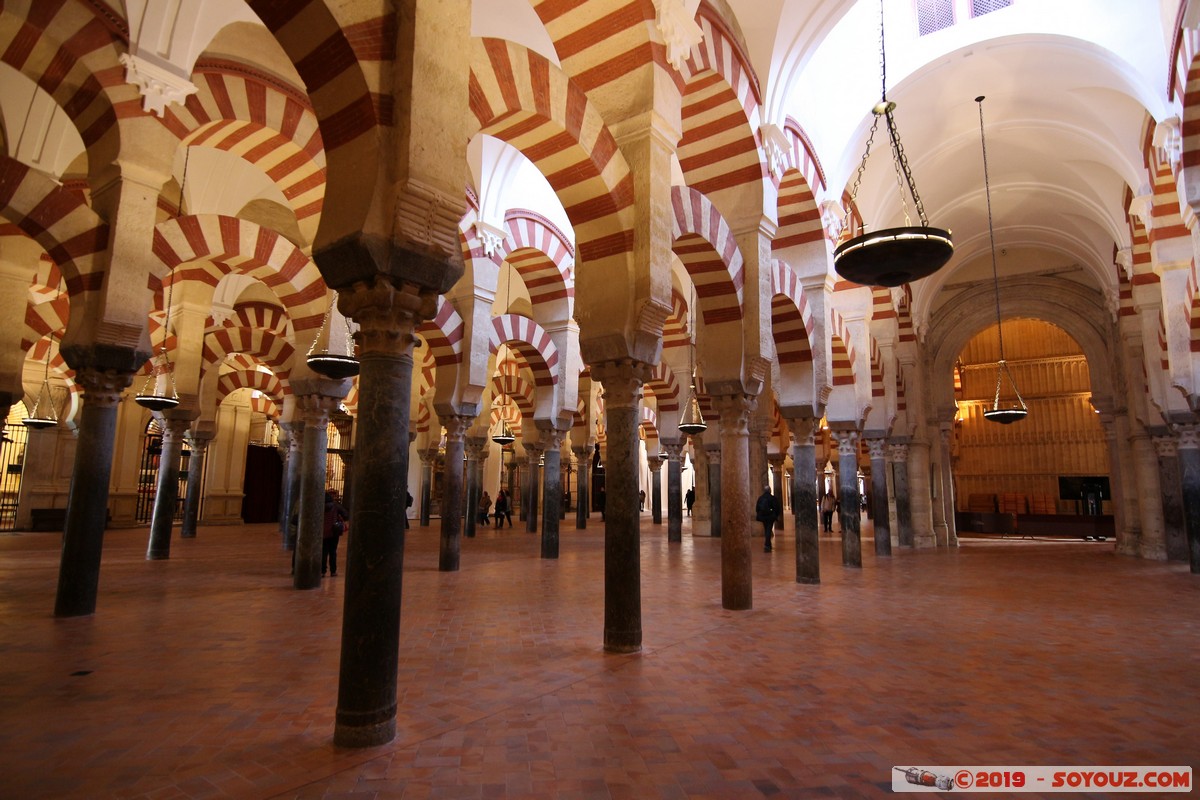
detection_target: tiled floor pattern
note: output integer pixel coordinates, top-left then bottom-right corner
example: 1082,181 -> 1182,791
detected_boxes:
1,517 -> 1197,799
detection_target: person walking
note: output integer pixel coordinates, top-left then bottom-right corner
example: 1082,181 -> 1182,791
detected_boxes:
820,492 -> 835,533
494,489 -> 512,528
755,485 -> 782,552
322,491 -> 349,577
685,486 -> 695,516
479,491 -> 492,526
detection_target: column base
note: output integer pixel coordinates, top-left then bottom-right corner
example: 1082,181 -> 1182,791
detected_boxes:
333,718 -> 396,748
1138,541 -> 1168,560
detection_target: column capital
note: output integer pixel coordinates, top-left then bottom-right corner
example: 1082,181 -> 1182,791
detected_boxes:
835,430 -> 860,456
767,453 -> 786,468
705,442 -> 722,464
417,447 -> 438,465
1153,433 -> 1178,458
464,436 -> 489,461
339,277 -> 438,358
660,440 -> 684,460
711,393 -> 755,438
887,442 -> 909,462
786,416 -> 817,446
75,366 -> 136,408
1176,423 -> 1200,450
590,358 -> 652,408
439,414 -> 472,442
648,456 -> 664,473
536,425 -> 567,452
865,437 -> 887,460
296,393 -> 340,426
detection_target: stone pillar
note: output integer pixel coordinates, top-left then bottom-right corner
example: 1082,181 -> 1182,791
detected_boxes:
295,394 -> 336,589
334,279 -> 432,748
505,458 -> 518,506
574,445 -> 590,529
1101,412 -> 1138,555
662,440 -> 683,543
706,440 -> 722,538
788,417 -> 819,585
278,422 -> 301,547
713,393 -> 755,611
592,359 -> 651,653
179,429 -> 212,539
768,454 -> 785,530
464,437 -> 486,539
437,415 -> 469,571
54,366 -> 135,617
418,447 -> 435,527
539,430 -> 565,558
889,442 -> 914,547
1154,434 -> 1187,561
333,415 -> 355,512
649,456 -> 663,525
692,436 -> 710,533
938,424 -> 958,547
908,437 -> 935,547
1177,424 -> 1200,573
145,416 -> 190,560
1131,428 -> 1167,560
524,443 -> 543,533
866,437 -> 891,556
835,430 -> 862,568
748,415 -> 769,506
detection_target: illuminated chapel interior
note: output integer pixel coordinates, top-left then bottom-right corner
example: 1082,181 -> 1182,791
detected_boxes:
2,0 -> 1200,751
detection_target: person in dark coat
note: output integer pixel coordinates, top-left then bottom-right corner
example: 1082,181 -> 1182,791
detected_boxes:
322,491 -> 349,577
685,487 -> 695,516
494,489 -> 512,528
755,485 -> 782,552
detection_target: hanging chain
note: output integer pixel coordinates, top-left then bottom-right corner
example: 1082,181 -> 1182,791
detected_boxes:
977,97 -> 1006,362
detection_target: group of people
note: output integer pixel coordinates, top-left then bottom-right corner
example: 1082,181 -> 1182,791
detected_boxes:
477,490 -> 514,527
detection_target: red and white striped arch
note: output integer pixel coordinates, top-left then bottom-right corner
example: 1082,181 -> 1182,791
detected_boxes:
22,272 -> 69,352
489,314 -> 560,387
868,336 -> 885,399
0,4 -> 133,171
153,215 -> 326,332
416,296 -> 465,368
342,379 -> 359,416
677,6 -> 763,198
469,38 -> 635,267
528,0 -> 667,91
639,405 -> 659,442
0,157 -> 108,304
502,209 -> 574,315
670,185 -> 745,324
769,259 -> 815,365
415,396 -> 432,435
202,325 -> 295,391
662,289 -> 690,352
644,361 -> 681,413
216,368 -> 285,408
491,365 -> 536,420
829,308 -> 855,387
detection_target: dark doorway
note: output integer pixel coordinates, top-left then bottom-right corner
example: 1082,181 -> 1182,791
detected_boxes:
242,444 -> 282,523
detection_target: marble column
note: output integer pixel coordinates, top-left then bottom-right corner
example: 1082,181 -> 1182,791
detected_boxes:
145,416 -> 190,560
540,430 -> 565,559
464,437 -> 486,540
748,416 -> 769,506
788,417 -> 819,584
713,393 -> 755,611
333,415 -> 355,511
662,440 -> 683,543
438,415 -> 469,572
649,456 -> 663,525
574,445 -> 591,529
179,430 -> 212,539
418,447 -> 435,527
1175,424 -> 1200,573
592,359 -> 651,653
1102,413 -> 1139,555
866,437 -> 891,556
1131,429 -> 1167,560
938,424 -> 958,547
334,280 -> 429,748
908,437 -> 936,548
278,422 -> 301,547
706,440 -> 722,538
692,436 -> 710,534
768,454 -> 785,531
54,366 -> 135,617
1154,434 -> 1187,561
295,394 -> 336,589
524,444 -> 543,534
889,442 -> 914,547
836,430 -> 862,568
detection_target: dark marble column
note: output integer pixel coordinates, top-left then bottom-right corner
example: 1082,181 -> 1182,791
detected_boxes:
179,430 -> 211,539
278,422 -> 300,547
748,416 -> 768,507
788,417 -> 819,584
464,436 -> 486,540
54,366 -> 135,617
836,430 -> 862,568
866,437 -> 891,556
295,394 -> 336,589
713,393 -> 755,611
662,441 -> 683,542
768,455 -> 785,530
418,447 -> 435,527
1154,434 -> 1187,561
539,430 -> 564,558
145,416 -> 190,560
334,279 -> 431,748
438,415 -> 469,572
706,441 -> 722,537
524,444 -> 542,533
574,446 -> 590,529
650,456 -> 663,524
592,359 -> 651,653
890,442 -> 914,547
1176,424 -> 1200,574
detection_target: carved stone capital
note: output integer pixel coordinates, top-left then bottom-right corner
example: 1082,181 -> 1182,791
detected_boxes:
865,437 -> 887,460
296,393 -> 339,427
120,53 -> 197,117
1176,424 -> 1200,450
887,442 -> 909,463
76,366 -> 135,408
653,0 -> 703,71
1153,434 -> 1178,458
711,393 -> 755,438
660,440 -> 684,460
835,430 -> 860,457
787,416 -> 817,446
591,359 -> 652,409
439,414 -> 471,443
339,277 -> 438,358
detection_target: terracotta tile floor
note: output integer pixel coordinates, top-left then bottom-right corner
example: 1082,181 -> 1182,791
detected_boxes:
1,516 -> 1198,799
